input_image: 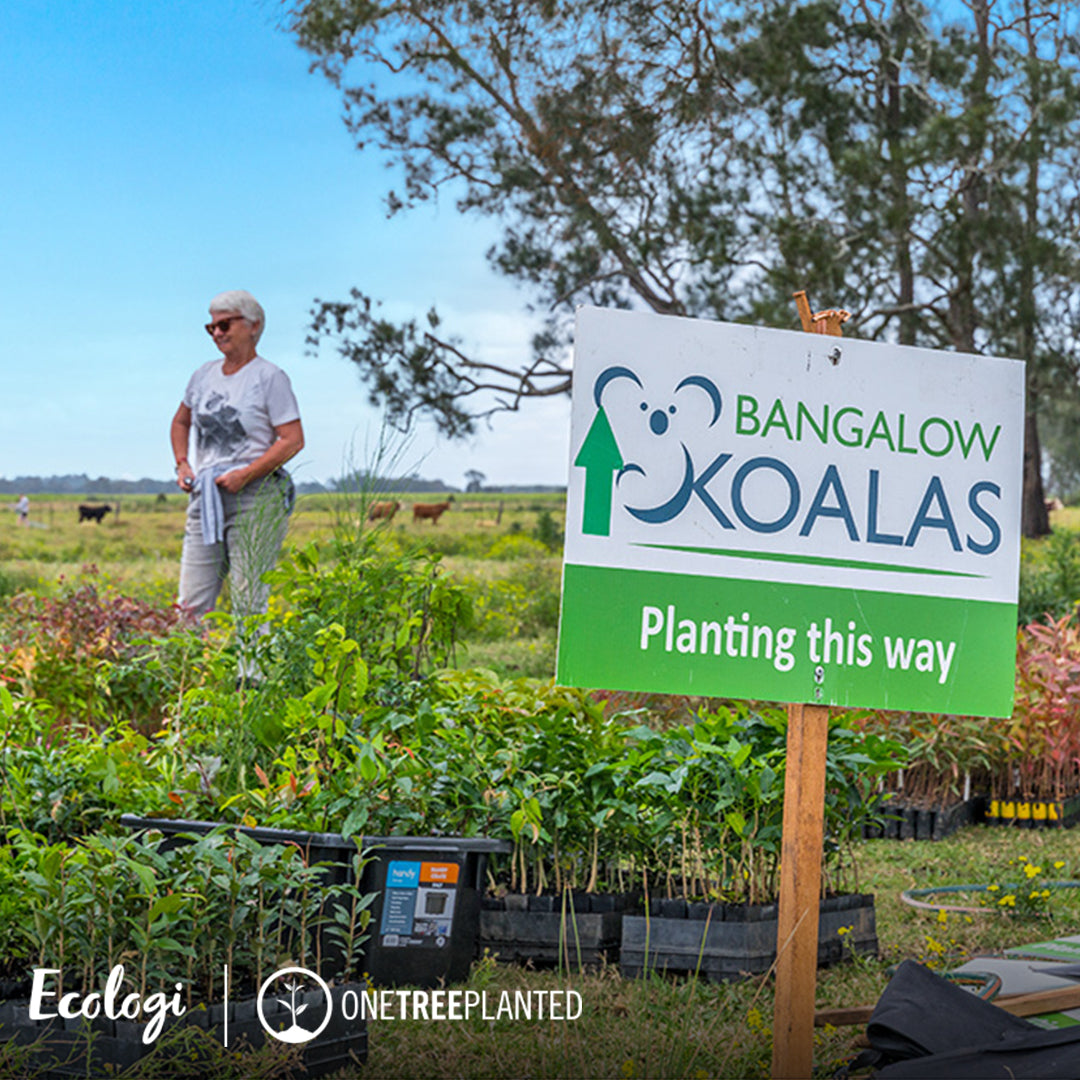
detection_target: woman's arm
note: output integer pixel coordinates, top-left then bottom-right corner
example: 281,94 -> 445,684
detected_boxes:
216,419 -> 305,494
170,404 -> 195,490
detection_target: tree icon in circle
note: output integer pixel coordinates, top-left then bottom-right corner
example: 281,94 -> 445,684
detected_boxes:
256,966 -> 333,1044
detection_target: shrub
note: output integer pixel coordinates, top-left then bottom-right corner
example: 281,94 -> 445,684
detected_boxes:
464,558 -> 561,642
532,510 -> 563,551
265,532 -> 473,688
1006,613 -> 1080,802
1018,530 -> 1080,625
0,572 -> 186,725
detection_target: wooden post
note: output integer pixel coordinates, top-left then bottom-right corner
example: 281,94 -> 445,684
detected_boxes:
771,703 -> 830,1080
793,289 -> 814,333
771,293 -> 849,1080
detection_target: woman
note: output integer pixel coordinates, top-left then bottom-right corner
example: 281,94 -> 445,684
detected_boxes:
170,290 -> 304,643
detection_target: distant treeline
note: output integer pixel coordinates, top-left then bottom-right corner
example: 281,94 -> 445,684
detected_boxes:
0,475 -> 179,496
0,473 -> 565,496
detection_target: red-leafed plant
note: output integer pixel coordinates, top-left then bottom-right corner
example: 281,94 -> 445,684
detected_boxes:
0,569 -> 189,728
1005,614 -> 1080,803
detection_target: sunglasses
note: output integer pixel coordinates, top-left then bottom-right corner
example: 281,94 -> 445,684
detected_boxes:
205,316 -> 248,336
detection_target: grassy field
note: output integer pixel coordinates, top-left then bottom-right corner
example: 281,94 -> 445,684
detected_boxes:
0,492 -> 567,674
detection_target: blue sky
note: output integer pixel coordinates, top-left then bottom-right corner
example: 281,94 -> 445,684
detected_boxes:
0,1 -> 571,488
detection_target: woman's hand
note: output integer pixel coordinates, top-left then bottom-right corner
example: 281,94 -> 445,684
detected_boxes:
176,460 -> 195,491
215,467 -> 251,494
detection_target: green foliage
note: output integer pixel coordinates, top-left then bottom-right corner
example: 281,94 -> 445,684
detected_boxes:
8,827 -> 374,997
265,531 -> 472,686
532,510 -> 563,552
463,558 -> 561,642
0,843 -> 35,968
1018,530 -> 1080,625
0,573 -> 187,725
168,673 -> 901,903
605,703 -> 902,903
0,565 -> 36,599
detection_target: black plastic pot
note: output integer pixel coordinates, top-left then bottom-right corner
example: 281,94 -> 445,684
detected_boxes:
0,981 -> 367,1079
866,797 -> 982,842
479,892 -> 642,968
121,815 -> 511,988
619,893 -> 876,983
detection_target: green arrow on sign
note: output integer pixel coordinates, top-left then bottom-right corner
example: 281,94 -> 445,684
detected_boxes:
574,406 -> 624,536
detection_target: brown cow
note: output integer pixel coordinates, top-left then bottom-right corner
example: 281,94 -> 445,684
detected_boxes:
412,496 -> 455,524
368,499 -> 400,522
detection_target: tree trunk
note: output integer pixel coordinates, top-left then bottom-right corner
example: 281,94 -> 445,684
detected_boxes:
1018,0 -> 1050,540
1022,408 -> 1050,538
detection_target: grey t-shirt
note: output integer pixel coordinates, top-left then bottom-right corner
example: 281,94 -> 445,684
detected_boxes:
182,356 -> 300,473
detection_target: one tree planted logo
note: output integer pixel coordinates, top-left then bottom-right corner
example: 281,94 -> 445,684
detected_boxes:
256,967 -> 333,1045
558,307 -> 1024,717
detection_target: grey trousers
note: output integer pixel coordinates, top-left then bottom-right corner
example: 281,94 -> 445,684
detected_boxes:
177,473 -> 293,621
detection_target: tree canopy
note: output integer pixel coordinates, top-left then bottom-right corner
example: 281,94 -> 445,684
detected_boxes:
292,0 -> 1080,534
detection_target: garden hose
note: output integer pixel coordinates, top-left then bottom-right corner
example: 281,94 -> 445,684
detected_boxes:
900,881 -> 1080,915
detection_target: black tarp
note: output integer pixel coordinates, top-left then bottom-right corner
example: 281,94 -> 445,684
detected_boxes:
839,960 -> 1080,1078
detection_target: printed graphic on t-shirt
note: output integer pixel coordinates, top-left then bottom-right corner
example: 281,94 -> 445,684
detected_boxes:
196,391 -> 246,457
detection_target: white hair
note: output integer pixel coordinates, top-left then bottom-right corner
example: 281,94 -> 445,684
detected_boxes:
209,290 -> 265,343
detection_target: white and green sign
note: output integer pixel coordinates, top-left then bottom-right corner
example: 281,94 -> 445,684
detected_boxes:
557,307 -> 1024,717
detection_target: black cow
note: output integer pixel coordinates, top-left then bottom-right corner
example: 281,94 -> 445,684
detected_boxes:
78,504 -> 113,524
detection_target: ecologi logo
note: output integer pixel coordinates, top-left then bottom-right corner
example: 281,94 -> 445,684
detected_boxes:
574,365 -> 723,536
256,966 -> 333,1044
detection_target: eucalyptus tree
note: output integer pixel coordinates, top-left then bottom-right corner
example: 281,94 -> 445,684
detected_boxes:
732,0 -> 1080,533
291,0 -> 1080,534
295,0 -> 747,437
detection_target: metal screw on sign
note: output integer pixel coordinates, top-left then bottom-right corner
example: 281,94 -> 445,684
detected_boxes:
771,291 -> 849,1080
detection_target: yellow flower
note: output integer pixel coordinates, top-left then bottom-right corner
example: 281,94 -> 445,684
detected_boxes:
1054,861 -> 1066,870
1030,890 -> 1042,901
937,910 -> 948,925
621,1060 -> 637,1079
987,884 -> 1000,892
837,925 -> 852,937
998,894 -> 1016,908
1024,863 -> 1041,879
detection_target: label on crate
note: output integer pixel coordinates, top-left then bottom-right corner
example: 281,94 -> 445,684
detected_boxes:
557,307 -> 1024,717
379,860 -> 460,948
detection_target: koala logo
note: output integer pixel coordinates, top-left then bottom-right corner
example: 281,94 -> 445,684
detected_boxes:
576,366 -> 723,536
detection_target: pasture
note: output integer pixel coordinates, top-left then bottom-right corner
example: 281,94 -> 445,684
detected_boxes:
3,491 -> 1080,1078
0,489 -> 565,678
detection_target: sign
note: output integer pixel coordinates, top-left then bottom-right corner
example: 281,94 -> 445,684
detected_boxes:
557,307 -> 1024,717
